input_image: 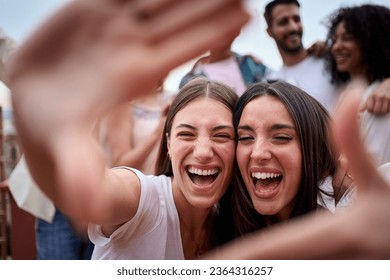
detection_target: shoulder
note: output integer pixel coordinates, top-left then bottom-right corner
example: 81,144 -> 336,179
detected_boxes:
235,52 -> 265,66
111,167 -> 171,194
235,52 -> 270,79
179,56 -> 209,89
304,56 -> 326,68
128,168 -> 171,190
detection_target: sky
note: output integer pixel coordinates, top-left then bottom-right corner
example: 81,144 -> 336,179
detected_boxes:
0,0 -> 389,91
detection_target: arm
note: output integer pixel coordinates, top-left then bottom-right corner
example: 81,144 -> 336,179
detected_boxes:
360,78 -> 390,115
6,0 -> 249,227
307,41 -> 327,58
107,102 -> 166,169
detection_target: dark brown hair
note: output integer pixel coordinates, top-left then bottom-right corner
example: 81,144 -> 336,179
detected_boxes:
232,81 -> 336,236
325,4 -> 390,85
154,77 -> 239,245
264,0 -> 300,27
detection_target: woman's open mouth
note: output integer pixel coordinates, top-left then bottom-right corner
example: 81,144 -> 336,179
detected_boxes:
251,172 -> 282,194
187,166 -> 219,186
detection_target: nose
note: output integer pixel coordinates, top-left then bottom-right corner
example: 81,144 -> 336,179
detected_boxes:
332,38 -> 342,53
251,138 -> 272,162
287,18 -> 300,32
193,137 -> 214,161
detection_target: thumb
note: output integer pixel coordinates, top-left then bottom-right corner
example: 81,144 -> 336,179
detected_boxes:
358,99 -> 367,112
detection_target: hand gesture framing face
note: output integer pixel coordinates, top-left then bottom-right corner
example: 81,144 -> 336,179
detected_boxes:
6,0 -> 249,217
205,80 -> 390,260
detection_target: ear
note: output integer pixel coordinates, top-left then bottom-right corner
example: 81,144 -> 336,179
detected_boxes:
266,27 -> 273,38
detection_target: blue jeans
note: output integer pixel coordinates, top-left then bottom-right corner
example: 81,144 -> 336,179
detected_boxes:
36,209 -> 94,260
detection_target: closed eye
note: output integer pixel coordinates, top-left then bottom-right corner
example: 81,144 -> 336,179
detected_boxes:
215,133 -> 233,139
176,132 -> 196,140
272,135 -> 293,143
237,126 -> 254,144
210,133 -> 234,144
238,136 -> 254,143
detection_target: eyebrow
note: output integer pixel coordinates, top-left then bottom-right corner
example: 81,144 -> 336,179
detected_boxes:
237,123 -> 295,131
175,123 -> 234,132
271,123 -> 295,130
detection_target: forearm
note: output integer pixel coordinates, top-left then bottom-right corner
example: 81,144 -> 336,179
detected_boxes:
19,126 -> 108,220
113,131 -> 161,168
204,212 -> 357,260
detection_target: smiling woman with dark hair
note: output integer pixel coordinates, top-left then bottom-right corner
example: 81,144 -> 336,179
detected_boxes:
89,77 -> 238,259
325,4 -> 390,166
5,0 -> 249,260
325,4 -> 390,86
229,81 -> 352,237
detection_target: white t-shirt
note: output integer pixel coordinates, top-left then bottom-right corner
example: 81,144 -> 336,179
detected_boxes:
318,163 -> 390,212
198,56 -> 247,96
267,56 -> 339,112
318,176 -> 356,213
89,168 -> 184,260
360,81 -> 390,166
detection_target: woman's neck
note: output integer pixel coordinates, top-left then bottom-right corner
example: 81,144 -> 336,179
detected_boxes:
172,180 -> 215,259
348,75 -> 369,89
348,64 -> 369,84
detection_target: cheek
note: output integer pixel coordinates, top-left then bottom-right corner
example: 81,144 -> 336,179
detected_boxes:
236,146 -> 253,189
169,141 -> 191,166
331,45 -> 337,56
221,142 -> 236,167
352,51 -> 362,66
281,143 -> 302,175
236,145 -> 249,170
274,28 -> 284,38
286,147 -> 302,190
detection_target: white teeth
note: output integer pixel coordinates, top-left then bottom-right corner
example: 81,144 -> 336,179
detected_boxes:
335,54 -> 348,60
188,166 -> 218,176
251,172 -> 281,179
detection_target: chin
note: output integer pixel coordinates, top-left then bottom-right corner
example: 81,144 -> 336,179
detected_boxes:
336,65 -> 349,73
253,202 -> 278,216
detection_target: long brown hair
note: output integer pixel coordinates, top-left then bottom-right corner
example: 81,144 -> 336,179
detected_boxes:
153,77 -> 239,246
232,81 -> 336,236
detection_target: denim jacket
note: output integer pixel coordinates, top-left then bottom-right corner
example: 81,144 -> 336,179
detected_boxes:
179,52 -> 270,89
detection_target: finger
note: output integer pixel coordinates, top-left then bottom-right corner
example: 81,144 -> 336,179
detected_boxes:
6,0 -> 127,82
133,0 -> 242,19
371,97 -> 384,115
364,95 -> 375,113
381,100 -> 390,114
332,82 -> 387,191
366,96 -> 389,115
135,0 -> 245,43
132,0 -> 179,17
307,45 -> 314,55
106,4 -> 248,103
358,99 -> 367,112
152,7 -> 248,73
